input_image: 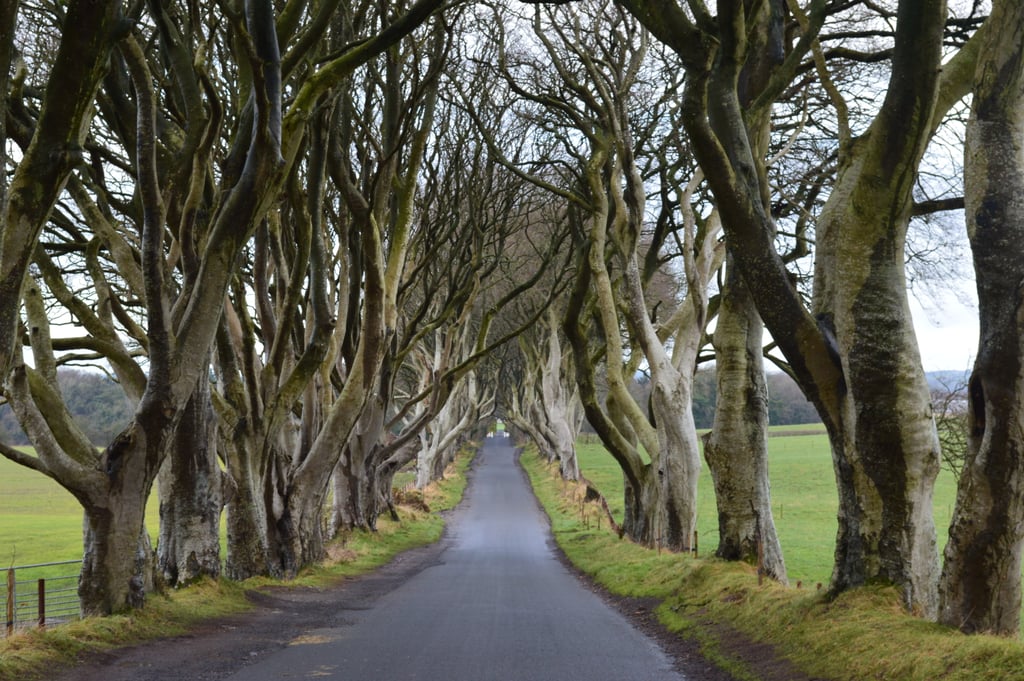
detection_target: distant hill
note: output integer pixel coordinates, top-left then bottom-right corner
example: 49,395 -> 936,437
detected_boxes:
926,370 -> 970,391
588,368 -> 822,434
0,369 -> 133,447
589,368 -> 971,435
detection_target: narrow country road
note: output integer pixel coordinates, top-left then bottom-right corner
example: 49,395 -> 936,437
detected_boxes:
225,437 -> 685,681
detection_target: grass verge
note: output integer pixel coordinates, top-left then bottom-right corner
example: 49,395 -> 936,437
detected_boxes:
521,447 -> 1024,681
0,447 -> 475,681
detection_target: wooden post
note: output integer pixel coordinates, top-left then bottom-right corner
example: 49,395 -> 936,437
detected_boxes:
6,568 -> 14,636
37,579 -> 45,630
693,530 -> 699,557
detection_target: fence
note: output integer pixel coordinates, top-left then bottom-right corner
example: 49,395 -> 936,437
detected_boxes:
2,560 -> 81,636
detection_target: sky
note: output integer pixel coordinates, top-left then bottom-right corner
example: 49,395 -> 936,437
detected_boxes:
910,289 -> 978,373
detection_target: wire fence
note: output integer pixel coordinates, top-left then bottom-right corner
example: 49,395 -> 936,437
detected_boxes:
3,560 -> 82,637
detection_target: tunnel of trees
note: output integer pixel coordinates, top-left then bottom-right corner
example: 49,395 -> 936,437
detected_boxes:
0,0 -> 1019,637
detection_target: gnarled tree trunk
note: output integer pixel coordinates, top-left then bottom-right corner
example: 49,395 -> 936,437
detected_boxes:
157,367 -> 222,586
939,0 -> 1024,635
623,0 -> 948,615
705,257 -> 786,582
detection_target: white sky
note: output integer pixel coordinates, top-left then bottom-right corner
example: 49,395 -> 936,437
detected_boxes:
911,289 -> 978,373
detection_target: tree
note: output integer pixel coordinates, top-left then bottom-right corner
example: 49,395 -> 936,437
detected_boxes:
364,75 -> 571,516
704,256 -> 787,582
1,0 -> 449,612
701,2 -> 788,582
930,376 -> 969,482
618,0 -> 978,616
491,1 -> 722,550
507,306 -> 583,481
939,0 -> 1024,635
0,1 -> 122,384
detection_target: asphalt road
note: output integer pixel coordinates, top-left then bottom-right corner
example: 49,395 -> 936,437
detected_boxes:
225,438 -> 685,681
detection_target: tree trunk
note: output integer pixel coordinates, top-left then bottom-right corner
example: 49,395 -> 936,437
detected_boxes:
540,309 -> 582,481
330,401 -> 382,533
79,498 -> 155,616
705,258 -> 787,582
78,416 -> 172,615
622,463 -> 696,551
814,144 -> 942,615
939,0 -> 1024,635
222,442 -> 276,580
278,480 -> 330,576
647,377 -> 701,552
157,370 -> 222,586
621,244 -> 709,553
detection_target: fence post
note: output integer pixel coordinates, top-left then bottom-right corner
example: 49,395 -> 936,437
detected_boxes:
38,579 -> 46,630
6,568 -> 13,636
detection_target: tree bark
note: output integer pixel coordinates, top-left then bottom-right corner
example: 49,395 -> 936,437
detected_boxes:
510,308 -> 582,481
705,257 -> 787,582
329,395 -> 386,537
79,499 -> 156,616
939,0 -> 1024,635
222,433 -> 276,580
79,404 -> 171,614
157,368 -> 222,586
539,309 -> 581,482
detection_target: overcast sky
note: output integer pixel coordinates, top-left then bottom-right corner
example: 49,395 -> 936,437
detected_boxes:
911,289 -> 978,373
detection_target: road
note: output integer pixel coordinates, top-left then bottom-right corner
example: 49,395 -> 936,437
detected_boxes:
225,438 -> 685,681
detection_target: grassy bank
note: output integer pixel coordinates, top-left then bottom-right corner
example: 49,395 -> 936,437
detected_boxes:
0,447 -> 475,681
575,431 -> 960,589
522,446 -> 1024,681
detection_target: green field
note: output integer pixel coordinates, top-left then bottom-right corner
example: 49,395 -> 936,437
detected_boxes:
0,451 -> 160,577
0,432 -> 965,589
577,428 -> 961,588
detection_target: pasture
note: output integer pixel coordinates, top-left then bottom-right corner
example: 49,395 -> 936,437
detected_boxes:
0,451 -> 160,574
577,428 -> 960,588
1,432 -> 962,588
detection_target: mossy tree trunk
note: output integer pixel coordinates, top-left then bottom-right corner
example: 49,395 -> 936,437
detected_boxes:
705,256 -> 786,583
157,366 -> 222,586
939,0 -> 1024,635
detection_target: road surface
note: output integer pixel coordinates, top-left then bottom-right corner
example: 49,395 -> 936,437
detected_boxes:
225,437 -> 685,681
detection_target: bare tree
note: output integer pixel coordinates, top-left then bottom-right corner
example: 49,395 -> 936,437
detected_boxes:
618,0 -> 981,616
930,376 -> 969,482
2,0 -> 449,611
0,1 -> 122,383
507,306 -> 583,481
483,1 -> 724,550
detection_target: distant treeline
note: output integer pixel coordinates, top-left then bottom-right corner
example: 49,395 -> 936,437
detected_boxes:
0,370 -> 133,446
581,368 -> 822,434
690,369 -> 822,429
